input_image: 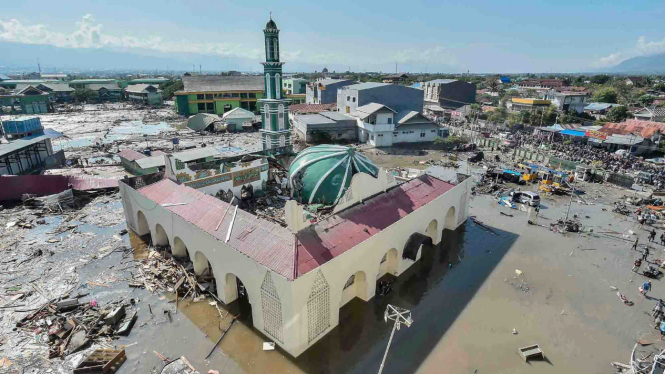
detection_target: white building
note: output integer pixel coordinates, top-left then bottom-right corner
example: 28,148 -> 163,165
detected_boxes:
541,90 -> 588,113
119,145 -> 471,358
349,103 -> 440,147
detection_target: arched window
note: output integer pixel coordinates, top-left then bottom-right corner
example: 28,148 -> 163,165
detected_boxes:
278,104 -> 285,130
264,104 -> 271,129
265,73 -> 271,99
265,135 -> 272,149
274,73 -> 281,99
274,38 -> 279,60
265,38 -> 270,61
279,135 -> 286,148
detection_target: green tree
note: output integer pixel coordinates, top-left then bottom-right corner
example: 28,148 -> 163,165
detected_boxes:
590,75 -> 611,84
160,79 -> 184,99
637,94 -> 655,107
72,88 -> 97,103
592,87 -> 618,103
604,106 -> 629,122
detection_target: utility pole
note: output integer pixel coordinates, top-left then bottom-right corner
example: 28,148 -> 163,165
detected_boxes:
199,65 -> 202,75
378,305 -> 412,374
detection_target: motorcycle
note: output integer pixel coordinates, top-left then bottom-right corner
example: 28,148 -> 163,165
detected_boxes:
644,265 -> 663,279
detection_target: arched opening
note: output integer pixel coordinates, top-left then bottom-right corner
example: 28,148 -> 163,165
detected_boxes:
444,206 -> 456,230
225,273 -> 252,324
425,219 -> 439,244
172,237 -> 188,258
402,232 -> 433,262
136,211 -> 149,236
154,223 -> 169,247
193,251 -> 212,276
340,271 -> 367,307
378,248 -> 398,279
376,248 -> 399,298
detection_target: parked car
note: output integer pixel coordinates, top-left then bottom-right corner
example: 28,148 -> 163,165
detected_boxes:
510,191 -> 541,206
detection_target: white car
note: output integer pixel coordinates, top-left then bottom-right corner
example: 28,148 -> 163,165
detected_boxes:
510,191 -> 541,206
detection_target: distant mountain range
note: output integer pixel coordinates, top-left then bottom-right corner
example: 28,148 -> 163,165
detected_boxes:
608,53 -> 665,74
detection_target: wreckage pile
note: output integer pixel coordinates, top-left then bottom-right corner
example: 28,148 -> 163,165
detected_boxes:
14,292 -> 137,361
131,247 -> 220,308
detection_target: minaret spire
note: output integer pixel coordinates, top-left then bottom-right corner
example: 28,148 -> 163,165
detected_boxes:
259,16 -> 291,153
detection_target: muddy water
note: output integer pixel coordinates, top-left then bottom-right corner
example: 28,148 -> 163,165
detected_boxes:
115,223 -> 512,374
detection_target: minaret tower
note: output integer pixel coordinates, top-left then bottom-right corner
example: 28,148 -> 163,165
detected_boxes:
259,14 -> 291,152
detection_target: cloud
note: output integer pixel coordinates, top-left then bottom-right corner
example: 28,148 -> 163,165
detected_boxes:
593,36 -> 665,68
0,15 -> 456,70
0,14 -> 265,60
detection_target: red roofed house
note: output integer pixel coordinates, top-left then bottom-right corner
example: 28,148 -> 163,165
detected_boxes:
118,145 -> 471,357
599,119 -> 665,155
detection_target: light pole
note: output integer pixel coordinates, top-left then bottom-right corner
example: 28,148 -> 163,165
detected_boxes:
378,305 -> 413,374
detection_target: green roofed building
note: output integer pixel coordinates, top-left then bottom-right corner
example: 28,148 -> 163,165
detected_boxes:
288,145 -> 379,205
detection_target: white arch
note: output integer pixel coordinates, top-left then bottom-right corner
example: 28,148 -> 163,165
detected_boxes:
275,73 -> 281,99
193,251 -> 211,276
444,206 -> 456,230
265,135 -> 272,149
154,223 -> 169,246
340,270 -> 368,307
265,73 -> 271,99
172,236 -> 188,258
278,104 -> 285,130
136,210 -> 149,236
264,104 -> 271,129
426,219 -> 439,244
273,38 -> 279,60
378,248 -> 398,278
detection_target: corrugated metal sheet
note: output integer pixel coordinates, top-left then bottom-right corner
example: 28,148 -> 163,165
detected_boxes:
117,149 -> 146,162
137,179 -> 296,280
295,174 -> 455,277
0,175 -> 118,201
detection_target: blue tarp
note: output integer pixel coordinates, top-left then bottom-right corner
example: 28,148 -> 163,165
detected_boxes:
560,129 -> 586,137
503,170 -> 521,176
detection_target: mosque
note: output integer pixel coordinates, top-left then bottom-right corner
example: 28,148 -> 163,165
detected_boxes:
118,17 -> 472,357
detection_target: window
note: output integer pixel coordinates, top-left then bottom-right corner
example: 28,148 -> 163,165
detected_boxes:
420,132 -> 426,138
378,134 -> 383,137
265,38 -> 270,60
240,93 -> 248,99
223,93 -> 231,98
431,130 -> 436,133
197,103 -> 205,111
231,93 -> 239,98
196,94 -> 204,100
370,134 -> 374,140
249,93 -> 256,99
266,73 -> 271,99
274,38 -> 279,60
263,104 -> 270,130
279,134 -> 286,147
206,103 -> 214,112
352,97 -> 356,103
393,132 -> 399,136
278,104 -> 285,130
275,74 -> 281,99
347,96 -> 350,101
205,94 -> 213,100
387,117 -> 392,124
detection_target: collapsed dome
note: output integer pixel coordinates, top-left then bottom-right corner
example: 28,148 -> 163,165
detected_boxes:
289,145 -> 379,205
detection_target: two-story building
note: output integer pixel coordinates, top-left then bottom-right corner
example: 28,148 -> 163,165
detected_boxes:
349,103 -> 439,147
541,90 -> 588,113
306,79 -> 356,104
283,78 -> 307,95
421,79 -> 476,110
125,84 -> 163,105
174,75 -> 264,116
337,82 -> 423,114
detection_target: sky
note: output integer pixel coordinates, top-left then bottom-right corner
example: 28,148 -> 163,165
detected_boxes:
1,0 -> 665,73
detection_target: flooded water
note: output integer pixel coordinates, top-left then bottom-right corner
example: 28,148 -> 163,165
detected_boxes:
112,222 -> 516,374
53,121 -> 173,150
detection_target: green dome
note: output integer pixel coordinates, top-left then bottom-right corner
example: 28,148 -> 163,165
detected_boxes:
289,145 -> 379,205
